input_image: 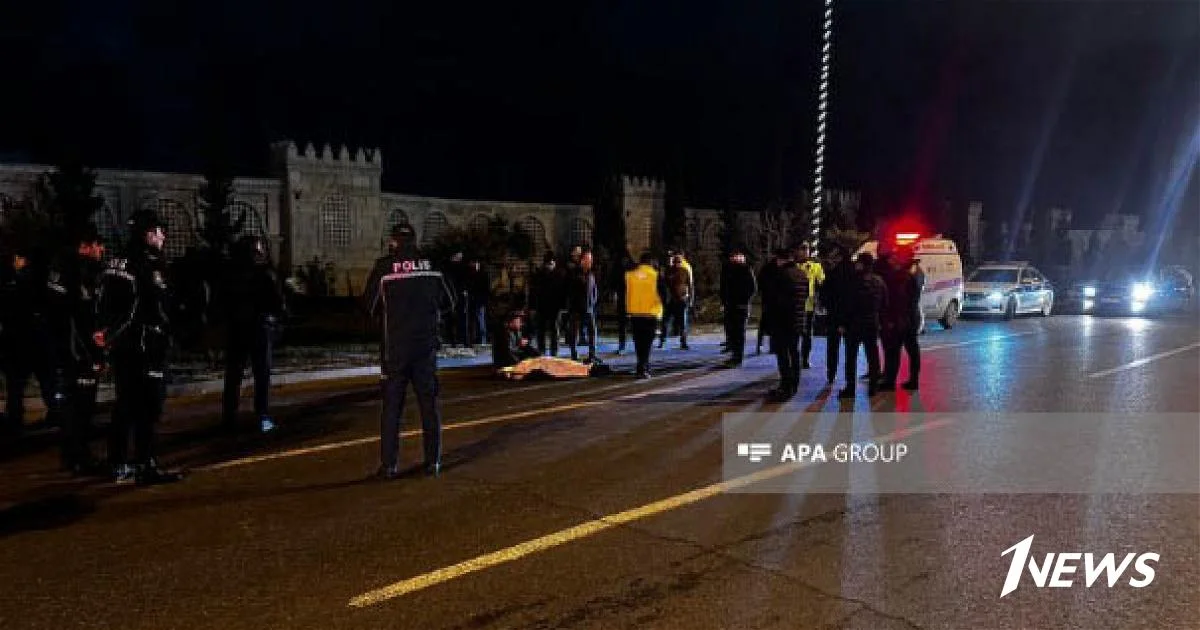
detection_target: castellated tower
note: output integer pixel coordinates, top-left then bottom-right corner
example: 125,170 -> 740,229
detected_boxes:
272,140 -> 383,294
620,175 -> 665,257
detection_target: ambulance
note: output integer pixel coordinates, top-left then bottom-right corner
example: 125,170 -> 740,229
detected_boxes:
854,233 -> 964,331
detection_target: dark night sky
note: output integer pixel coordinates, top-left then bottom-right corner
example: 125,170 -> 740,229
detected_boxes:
1,0 -> 1197,228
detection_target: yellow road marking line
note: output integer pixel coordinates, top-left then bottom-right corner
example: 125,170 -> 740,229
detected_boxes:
1087,341 -> 1200,378
346,417 -> 956,608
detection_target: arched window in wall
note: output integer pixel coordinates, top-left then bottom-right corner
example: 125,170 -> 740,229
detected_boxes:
421,211 -> 450,247
320,195 -> 351,250
155,199 -> 195,259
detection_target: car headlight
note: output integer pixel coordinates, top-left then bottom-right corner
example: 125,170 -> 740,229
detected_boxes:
987,291 -> 1005,301
1082,286 -> 1097,298
1132,282 -> 1154,302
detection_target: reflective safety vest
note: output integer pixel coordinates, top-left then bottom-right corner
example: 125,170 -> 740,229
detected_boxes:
625,264 -> 664,319
799,259 -> 825,312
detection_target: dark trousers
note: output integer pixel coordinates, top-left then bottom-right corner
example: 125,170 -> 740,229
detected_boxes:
660,301 -> 689,344
800,311 -> 816,364
825,327 -> 844,382
380,350 -> 441,469
455,297 -> 470,346
616,302 -> 627,350
222,324 -> 274,425
723,306 -> 749,363
844,332 -> 881,391
773,331 -> 800,388
109,353 -> 166,467
61,365 -> 99,465
882,326 -> 921,385
534,309 -> 560,357
630,317 -> 658,375
470,303 -> 488,345
3,349 -> 60,429
568,311 -> 597,361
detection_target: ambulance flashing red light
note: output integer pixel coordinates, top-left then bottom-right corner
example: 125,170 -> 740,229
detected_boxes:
895,232 -> 921,245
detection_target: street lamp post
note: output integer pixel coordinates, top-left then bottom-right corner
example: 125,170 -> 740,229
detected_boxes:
810,0 -> 835,252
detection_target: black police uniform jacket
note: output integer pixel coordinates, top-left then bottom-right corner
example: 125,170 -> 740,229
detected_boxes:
363,248 -> 455,372
45,252 -> 105,370
96,243 -> 172,365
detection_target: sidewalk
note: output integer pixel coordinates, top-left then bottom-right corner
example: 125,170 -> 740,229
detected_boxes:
10,330 -> 739,423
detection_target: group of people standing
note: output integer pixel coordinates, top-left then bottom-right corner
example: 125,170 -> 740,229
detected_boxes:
1,210 -> 287,485
718,242 -> 924,400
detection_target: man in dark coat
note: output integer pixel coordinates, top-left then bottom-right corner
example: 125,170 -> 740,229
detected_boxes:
880,248 -> 922,390
565,250 -> 599,362
839,253 -> 888,399
755,253 -> 781,355
719,249 -> 757,367
764,248 -> 810,399
528,252 -> 565,356
818,244 -> 854,386
222,235 -> 287,433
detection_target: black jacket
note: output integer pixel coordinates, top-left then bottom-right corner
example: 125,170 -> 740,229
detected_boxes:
765,263 -> 810,336
820,261 -> 854,329
226,259 -> 287,328
881,267 -> 921,330
45,252 -> 105,367
529,265 -> 565,313
566,268 -> 598,314
363,247 -> 455,369
96,243 -> 172,362
466,267 -> 491,304
844,270 -> 889,334
720,262 -> 757,308
492,329 -> 539,369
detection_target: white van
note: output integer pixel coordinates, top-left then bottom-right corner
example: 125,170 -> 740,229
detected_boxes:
854,235 -> 964,331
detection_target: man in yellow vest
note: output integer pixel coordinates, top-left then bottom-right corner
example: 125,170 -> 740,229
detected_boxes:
795,243 -> 825,370
625,252 -> 666,379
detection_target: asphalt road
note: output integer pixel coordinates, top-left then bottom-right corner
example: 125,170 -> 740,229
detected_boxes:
1,315 -> 1198,630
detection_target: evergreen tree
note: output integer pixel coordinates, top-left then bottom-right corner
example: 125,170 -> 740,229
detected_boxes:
40,159 -> 104,250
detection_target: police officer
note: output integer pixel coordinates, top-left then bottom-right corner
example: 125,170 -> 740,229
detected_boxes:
222,235 -> 287,433
46,224 -> 109,474
95,209 -> 182,485
363,224 -> 454,479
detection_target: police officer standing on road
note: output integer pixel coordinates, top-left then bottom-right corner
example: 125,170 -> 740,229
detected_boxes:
95,210 -> 182,484
222,235 -> 287,434
363,224 -> 455,479
839,252 -> 888,399
719,248 -> 756,367
46,224 -> 109,474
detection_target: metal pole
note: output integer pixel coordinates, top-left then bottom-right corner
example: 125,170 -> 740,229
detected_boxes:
810,0 -> 835,252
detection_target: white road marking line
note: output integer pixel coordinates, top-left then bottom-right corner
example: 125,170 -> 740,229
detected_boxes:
1087,341 -> 1200,379
921,331 -> 1037,352
346,417 -> 956,607
197,367 -> 710,472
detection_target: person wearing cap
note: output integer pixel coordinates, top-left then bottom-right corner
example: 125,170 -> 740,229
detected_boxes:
363,223 -> 455,479
95,209 -> 182,484
719,248 -> 757,367
794,243 -> 825,370
839,252 -> 888,399
43,224 -> 109,474
222,235 -> 288,434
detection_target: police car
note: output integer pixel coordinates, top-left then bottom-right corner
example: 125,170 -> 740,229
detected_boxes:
855,233 -> 965,331
960,262 -> 1054,319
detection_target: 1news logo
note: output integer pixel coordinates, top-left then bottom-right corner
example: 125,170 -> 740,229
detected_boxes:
999,535 -> 1159,598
